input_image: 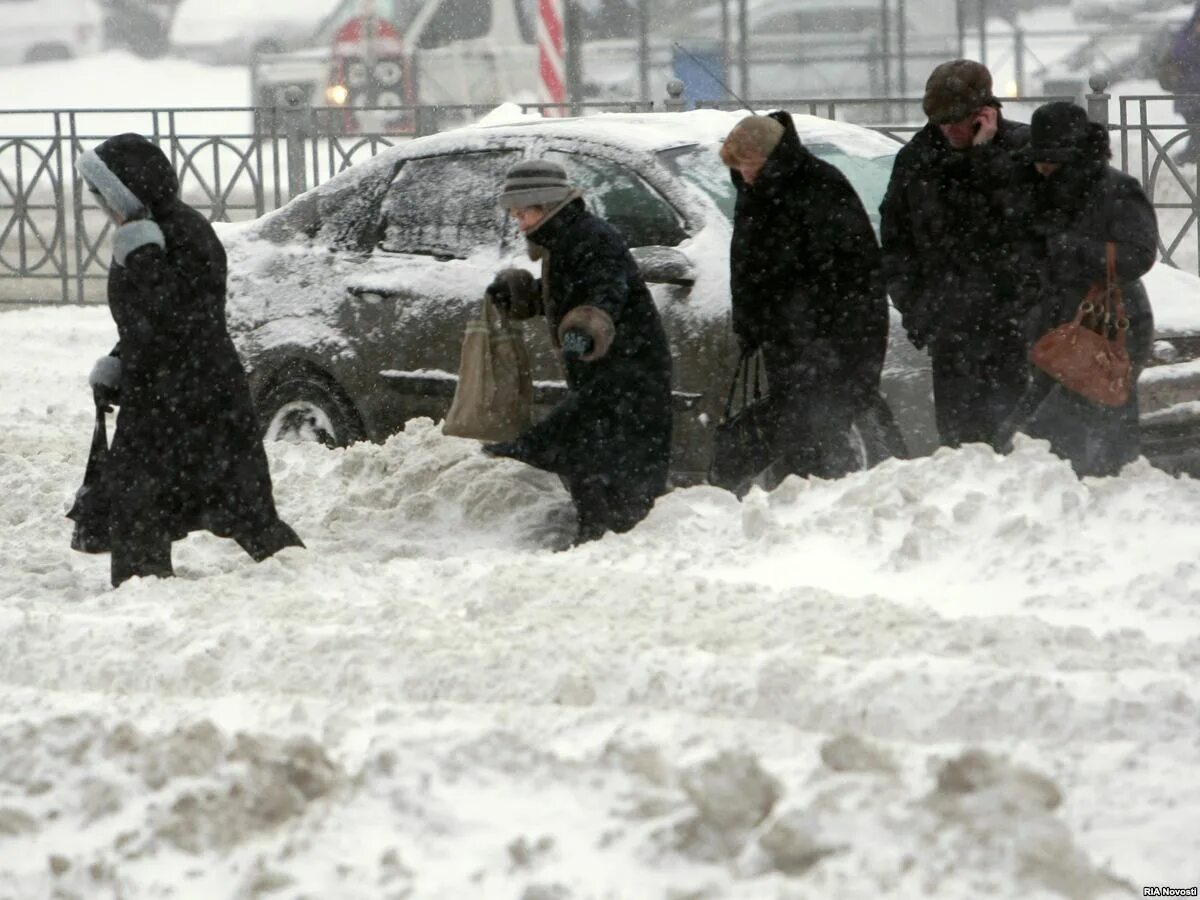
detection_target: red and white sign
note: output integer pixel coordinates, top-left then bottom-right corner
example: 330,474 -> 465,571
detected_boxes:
537,0 -> 566,115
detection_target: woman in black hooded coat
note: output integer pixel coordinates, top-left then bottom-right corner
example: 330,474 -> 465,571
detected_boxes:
77,132 -> 303,586
720,110 -> 888,481
1004,103 -> 1158,477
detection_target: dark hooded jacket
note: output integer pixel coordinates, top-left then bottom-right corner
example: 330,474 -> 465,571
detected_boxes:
729,110 -> 888,404
84,133 -> 299,562
504,198 -> 673,537
1011,124 -> 1158,477
880,115 -> 1032,350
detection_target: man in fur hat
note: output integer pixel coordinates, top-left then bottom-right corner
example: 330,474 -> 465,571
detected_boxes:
880,59 -> 1033,450
719,109 -> 888,483
481,160 -> 674,545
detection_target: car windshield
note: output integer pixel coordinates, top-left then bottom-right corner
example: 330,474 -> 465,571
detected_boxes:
661,142 -> 896,233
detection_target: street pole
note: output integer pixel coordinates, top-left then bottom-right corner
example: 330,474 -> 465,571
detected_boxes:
978,0 -> 987,66
564,0 -> 583,113
956,0 -> 965,58
880,0 -> 892,99
720,0 -> 731,96
897,0 -> 907,97
637,0 -> 649,104
737,0 -> 749,101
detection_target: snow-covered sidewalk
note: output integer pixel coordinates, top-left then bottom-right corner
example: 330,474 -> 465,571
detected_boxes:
1,305 -> 1198,897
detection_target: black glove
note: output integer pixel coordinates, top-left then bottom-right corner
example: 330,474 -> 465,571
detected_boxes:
89,355 -> 121,407
485,276 -> 513,312
561,328 -> 594,360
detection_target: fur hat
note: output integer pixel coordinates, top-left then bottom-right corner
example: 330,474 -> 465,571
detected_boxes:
720,115 -> 785,166
1023,101 -> 1110,164
499,160 -> 574,209
77,133 -> 179,218
922,59 -> 997,124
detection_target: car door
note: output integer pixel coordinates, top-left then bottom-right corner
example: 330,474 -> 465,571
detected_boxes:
352,147 -> 520,431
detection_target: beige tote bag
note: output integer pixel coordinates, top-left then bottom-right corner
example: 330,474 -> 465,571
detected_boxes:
443,293 -> 534,441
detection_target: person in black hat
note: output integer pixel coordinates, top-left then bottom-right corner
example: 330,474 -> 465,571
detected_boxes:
999,102 -> 1158,477
76,132 -> 304,586
480,159 -> 674,545
879,59 -> 1033,451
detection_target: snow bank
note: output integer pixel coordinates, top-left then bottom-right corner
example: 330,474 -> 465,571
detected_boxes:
2,304 -> 1198,895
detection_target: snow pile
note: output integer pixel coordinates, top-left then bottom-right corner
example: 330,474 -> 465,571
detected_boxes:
2,304 -> 1199,895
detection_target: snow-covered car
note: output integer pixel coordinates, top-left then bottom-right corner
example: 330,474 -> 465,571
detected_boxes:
1070,0 -> 1181,22
168,0 -> 341,65
0,0 -> 103,65
221,109 -> 1200,481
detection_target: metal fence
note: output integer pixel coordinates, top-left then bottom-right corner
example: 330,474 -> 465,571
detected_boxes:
2,79 -> 1198,305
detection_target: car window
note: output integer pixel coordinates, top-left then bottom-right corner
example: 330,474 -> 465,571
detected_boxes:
379,150 -> 518,258
544,151 -> 686,248
807,145 -> 895,233
659,144 -> 735,221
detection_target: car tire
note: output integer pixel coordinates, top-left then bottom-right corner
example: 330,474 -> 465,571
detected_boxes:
24,44 -> 72,63
258,367 -> 365,449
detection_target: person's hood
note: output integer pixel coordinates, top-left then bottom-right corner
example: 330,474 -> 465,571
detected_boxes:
76,133 -> 180,218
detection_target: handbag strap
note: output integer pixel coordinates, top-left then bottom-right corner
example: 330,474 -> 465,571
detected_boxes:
724,348 -> 762,419
82,402 -> 108,484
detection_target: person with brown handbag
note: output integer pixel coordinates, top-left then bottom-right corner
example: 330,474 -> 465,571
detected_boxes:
1000,102 -> 1159,477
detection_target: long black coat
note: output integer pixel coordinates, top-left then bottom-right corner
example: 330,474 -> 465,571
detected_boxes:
729,110 -> 887,404
505,199 -> 673,538
1014,160 -> 1158,477
880,117 -> 1032,351
92,135 -> 298,557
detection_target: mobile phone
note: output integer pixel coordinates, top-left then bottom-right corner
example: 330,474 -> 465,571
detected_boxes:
972,119 -> 982,136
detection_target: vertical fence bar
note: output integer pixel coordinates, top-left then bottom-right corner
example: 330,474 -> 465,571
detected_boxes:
69,112 -> 87,304
1013,28 -> 1024,97
53,112 -> 69,304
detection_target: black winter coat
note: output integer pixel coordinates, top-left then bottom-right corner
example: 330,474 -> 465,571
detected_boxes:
729,110 -> 888,402
91,135 -> 297,551
880,117 -> 1032,350
1015,160 -> 1158,477
510,199 -> 673,501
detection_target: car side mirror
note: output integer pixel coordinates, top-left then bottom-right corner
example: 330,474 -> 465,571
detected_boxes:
632,246 -> 695,286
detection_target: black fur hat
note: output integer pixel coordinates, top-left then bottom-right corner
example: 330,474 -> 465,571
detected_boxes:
922,59 -> 998,124
1023,101 -> 1111,164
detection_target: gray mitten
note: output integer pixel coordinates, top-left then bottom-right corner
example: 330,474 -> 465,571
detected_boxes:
89,355 -> 121,406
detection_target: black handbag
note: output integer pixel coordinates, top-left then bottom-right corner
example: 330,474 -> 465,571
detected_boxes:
67,402 -> 112,554
708,349 -> 778,495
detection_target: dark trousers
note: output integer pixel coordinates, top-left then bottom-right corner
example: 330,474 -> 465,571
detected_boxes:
929,337 -> 1027,450
762,344 -> 859,480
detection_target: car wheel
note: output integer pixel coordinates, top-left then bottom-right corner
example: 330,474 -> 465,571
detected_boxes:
258,368 -> 365,448
24,44 -> 72,63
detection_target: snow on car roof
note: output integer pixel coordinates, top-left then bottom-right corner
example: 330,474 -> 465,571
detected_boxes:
399,107 -> 902,159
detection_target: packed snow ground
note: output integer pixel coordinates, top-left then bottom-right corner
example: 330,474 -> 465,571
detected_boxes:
2,305 -> 1199,897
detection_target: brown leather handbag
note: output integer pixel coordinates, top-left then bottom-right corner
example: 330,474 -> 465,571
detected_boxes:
1029,241 -> 1132,408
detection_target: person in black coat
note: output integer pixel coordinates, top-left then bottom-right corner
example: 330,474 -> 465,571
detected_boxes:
880,59 -> 1032,450
77,132 -> 303,586
719,110 -> 888,480
482,160 -> 673,544
1001,102 -> 1158,477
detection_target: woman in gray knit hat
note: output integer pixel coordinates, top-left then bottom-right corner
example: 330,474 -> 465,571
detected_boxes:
481,159 -> 674,545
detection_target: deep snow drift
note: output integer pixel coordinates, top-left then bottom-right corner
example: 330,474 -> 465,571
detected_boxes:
1,305 -> 1198,897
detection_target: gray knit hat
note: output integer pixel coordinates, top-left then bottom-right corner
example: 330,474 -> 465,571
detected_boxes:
498,159 -> 573,209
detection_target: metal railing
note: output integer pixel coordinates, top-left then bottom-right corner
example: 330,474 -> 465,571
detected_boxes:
2,80 -> 1198,305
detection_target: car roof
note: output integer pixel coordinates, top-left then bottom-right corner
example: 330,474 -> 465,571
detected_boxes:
390,108 -> 902,160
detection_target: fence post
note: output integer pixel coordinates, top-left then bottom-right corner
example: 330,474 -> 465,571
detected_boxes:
414,105 -> 440,137
1086,74 -> 1110,126
283,86 -> 309,200
664,78 -> 686,112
